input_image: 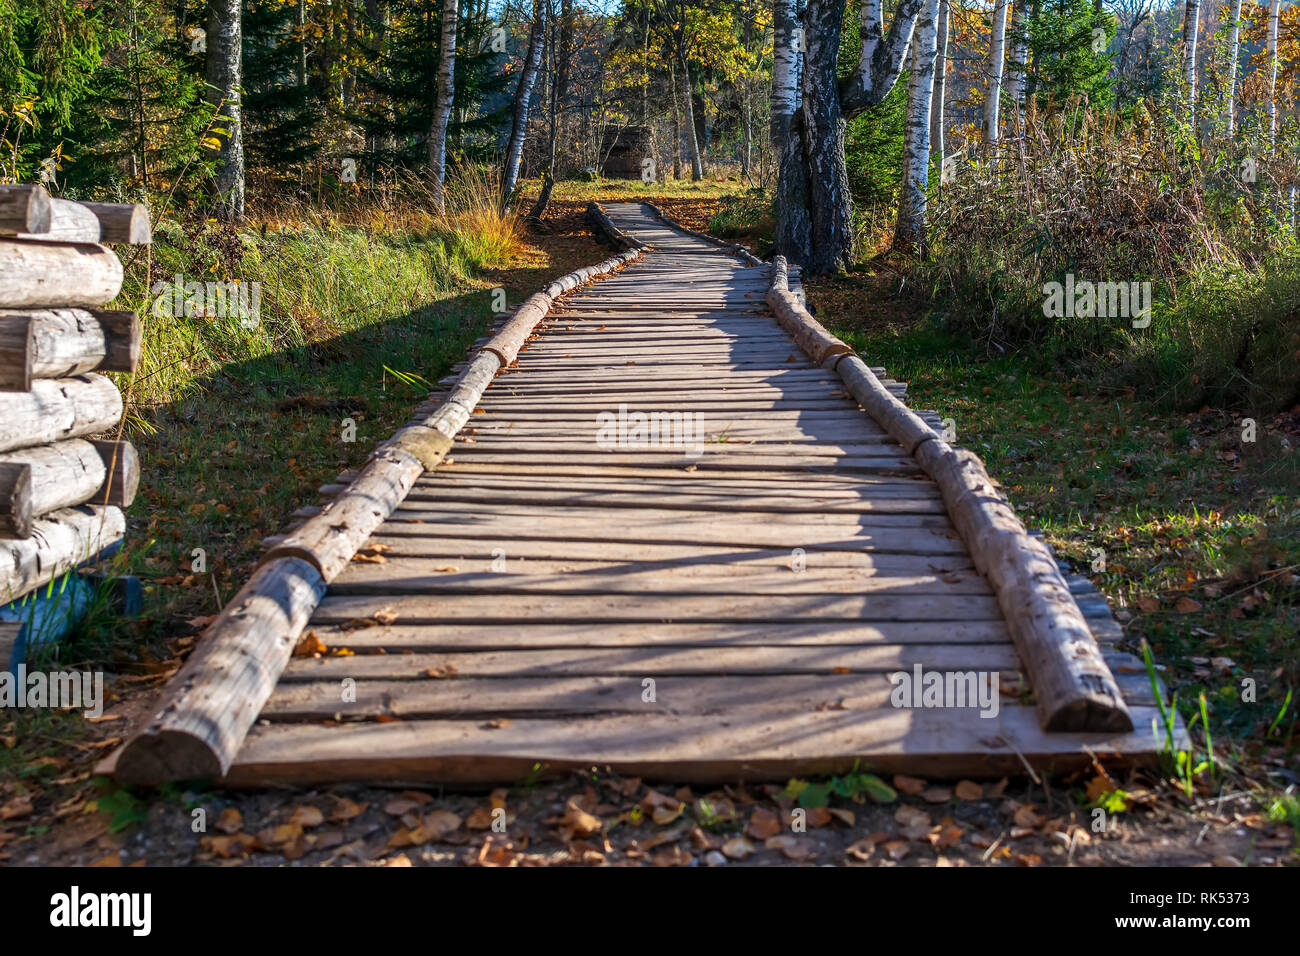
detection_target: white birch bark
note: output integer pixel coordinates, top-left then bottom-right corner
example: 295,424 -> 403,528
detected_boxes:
429,0 -> 459,209
1182,0 -> 1200,114
984,0 -> 1009,145
772,0 -> 801,154
206,0 -> 244,221
1005,1 -> 1028,126
502,0 -> 546,198
895,0 -> 940,253
931,0 -> 948,161
1267,0 -> 1281,147
1223,0 -> 1243,135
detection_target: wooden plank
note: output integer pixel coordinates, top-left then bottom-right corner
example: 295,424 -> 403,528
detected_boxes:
264,672 -> 1022,720
349,534 -> 976,569
397,485 -> 947,513
281,644 -> 1022,681
297,618 -> 1011,649
223,705 -> 1175,786
309,590 -> 999,624
330,560 -> 993,595
390,501 -> 954,530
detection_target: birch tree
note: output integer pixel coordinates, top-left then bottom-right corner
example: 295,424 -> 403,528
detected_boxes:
429,0 -> 458,210
1005,1 -> 1028,129
895,0 -> 940,254
772,0 -> 807,251
775,0 -> 929,274
1266,0 -> 1280,146
502,0 -> 547,199
984,0 -> 1009,145
1182,0 -> 1200,114
206,0 -> 244,220
931,0 -> 948,164
528,0 -> 572,222
1224,0 -> 1243,135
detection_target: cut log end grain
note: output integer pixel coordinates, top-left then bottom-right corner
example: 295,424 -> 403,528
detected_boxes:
0,184 -> 52,236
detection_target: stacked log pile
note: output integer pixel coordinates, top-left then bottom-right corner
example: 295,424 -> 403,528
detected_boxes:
0,184 -> 145,605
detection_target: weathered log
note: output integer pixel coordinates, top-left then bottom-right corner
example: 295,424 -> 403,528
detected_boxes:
913,441 -> 1132,731
0,309 -> 140,389
111,556 -> 327,785
0,504 -> 125,603
77,201 -> 152,245
0,374 -> 123,454
0,439 -> 137,537
0,240 -> 123,308
585,202 -> 647,252
0,185 -> 52,236
833,356 -> 940,454
116,235 -> 651,784
266,446 -> 428,581
16,198 -> 100,242
767,256 -> 854,364
763,260 -> 1131,732
480,294 -> 553,366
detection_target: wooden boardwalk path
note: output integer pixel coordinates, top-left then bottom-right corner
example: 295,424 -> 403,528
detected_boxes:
113,203 -> 1174,786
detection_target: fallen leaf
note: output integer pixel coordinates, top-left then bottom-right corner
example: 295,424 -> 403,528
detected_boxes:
289,806 -> 325,829
746,807 -> 781,840
893,775 -> 926,795
214,808 -> 243,834
845,838 -> 876,861
882,840 -> 911,861
765,835 -> 814,860
954,780 -> 983,801
721,836 -> 756,860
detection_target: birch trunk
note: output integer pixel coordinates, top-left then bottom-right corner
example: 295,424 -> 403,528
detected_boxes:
1267,0 -> 1280,147
678,43 -> 705,180
771,0 -> 801,155
931,0 -> 948,161
205,0 -> 244,221
429,0 -> 459,209
895,0 -> 940,254
1182,0 -> 1200,114
1224,0 -> 1243,135
1005,1 -> 1027,129
984,0 -> 1009,146
502,0 -> 547,200
774,0 -> 928,273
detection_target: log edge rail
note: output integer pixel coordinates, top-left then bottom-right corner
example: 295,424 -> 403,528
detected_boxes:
767,253 -> 1132,734
109,211 -> 648,786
